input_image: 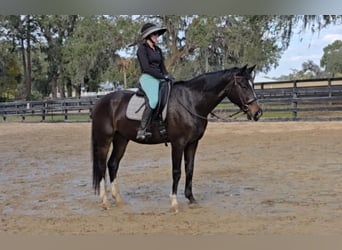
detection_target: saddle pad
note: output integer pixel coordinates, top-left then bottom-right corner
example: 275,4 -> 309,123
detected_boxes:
126,94 -> 168,121
126,95 -> 145,121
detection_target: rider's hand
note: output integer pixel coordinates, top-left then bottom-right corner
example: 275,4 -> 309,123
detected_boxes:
164,74 -> 175,81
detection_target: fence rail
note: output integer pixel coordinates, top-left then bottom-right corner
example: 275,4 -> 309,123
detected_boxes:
0,97 -> 98,122
213,77 -> 342,121
1,77 -> 342,122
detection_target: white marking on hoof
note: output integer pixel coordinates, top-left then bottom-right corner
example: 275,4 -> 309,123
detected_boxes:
111,179 -> 124,206
170,194 -> 179,213
101,197 -> 111,210
100,179 -> 111,209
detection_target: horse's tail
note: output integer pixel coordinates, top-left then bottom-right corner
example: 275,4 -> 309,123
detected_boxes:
91,121 -> 102,195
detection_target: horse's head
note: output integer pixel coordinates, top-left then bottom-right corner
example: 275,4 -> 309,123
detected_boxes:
226,65 -> 263,121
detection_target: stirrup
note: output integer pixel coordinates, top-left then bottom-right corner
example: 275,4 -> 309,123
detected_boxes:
136,130 -> 152,140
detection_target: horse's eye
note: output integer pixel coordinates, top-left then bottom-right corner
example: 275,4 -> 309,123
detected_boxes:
239,83 -> 247,89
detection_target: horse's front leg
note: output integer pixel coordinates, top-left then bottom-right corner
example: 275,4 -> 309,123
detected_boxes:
184,140 -> 199,204
170,144 -> 184,213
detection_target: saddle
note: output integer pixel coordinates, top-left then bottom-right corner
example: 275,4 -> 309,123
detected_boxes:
126,80 -> 171,143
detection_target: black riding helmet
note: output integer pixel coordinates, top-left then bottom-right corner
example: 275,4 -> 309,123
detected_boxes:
140,23 -> 167,40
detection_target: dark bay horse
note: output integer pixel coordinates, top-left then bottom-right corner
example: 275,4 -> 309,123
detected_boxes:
91,65 -> 262,212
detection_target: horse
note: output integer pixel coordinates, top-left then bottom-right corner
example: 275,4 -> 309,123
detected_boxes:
91,64 -> 262,212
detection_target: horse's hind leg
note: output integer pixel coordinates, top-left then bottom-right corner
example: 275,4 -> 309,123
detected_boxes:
95,143 -> 112,210
100,178 -> 110,210
108,133 -> 129,206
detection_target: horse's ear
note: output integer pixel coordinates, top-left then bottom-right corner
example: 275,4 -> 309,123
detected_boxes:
238,64 -> 248,75
247,65 -> 256,73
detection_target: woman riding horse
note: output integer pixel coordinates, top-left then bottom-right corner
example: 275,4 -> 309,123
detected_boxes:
136,23 -> 175,141
91,63 -> 263,212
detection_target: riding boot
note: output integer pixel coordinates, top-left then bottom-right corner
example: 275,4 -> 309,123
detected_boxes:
136,105 -> 153,140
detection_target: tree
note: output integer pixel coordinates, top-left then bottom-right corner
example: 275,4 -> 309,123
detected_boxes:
0,15 -> 38,100
0,41 -> 21,101
30,48 -> 49,98
63,16 -> 138,95
285,60 -> 323,80
36,15 -> 79,98
320,40 -> 342,77
117,58 -> 131,88
2,15 -> 342,99
302,60 -> 322,76
129,15 -> 342,79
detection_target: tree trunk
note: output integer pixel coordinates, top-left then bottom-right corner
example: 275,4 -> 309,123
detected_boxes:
123,69 -> 127,89
66,78 -> 73,97
59,67 -> 65,98
20,37 -> 28,100
51,78 -> 57,98
26,15 -> 32,100
205,49 -> 209,72
17,17 -> 29,100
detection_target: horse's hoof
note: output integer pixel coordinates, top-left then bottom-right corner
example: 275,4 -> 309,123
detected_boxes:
115,200 -> 126,208
170,205 -> 179,214
170,194 -> 179,213
189,198 -> 197,204
189,202 -> 200,209
102,202 -> 111,210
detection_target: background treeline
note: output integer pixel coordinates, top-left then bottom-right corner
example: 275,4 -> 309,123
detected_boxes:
0,15 -> 341,101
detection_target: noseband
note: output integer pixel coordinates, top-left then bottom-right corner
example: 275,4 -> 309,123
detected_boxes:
242,97 -> 258,112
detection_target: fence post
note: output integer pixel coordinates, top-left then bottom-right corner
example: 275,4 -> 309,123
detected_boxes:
89,99 -> 93,120
20,103 -> 25,122
328,78 -> 332,106
63,100 -> 68,120
42,102 -> 46,121
292,80 -> 298,120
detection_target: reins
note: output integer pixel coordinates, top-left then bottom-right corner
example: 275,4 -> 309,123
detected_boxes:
176,73 -> 256,121
177,99 -> 209,120
178,97 -> 239,121
209,109 -> 245,121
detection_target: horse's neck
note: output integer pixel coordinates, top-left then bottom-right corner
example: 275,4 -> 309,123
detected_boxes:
179,72 -> 232,116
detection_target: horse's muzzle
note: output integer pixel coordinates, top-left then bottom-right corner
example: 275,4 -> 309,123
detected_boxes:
253,108 -> 263,121
246,102 -> 263,121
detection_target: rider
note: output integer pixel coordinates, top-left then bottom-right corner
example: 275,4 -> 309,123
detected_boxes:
136,22 -> 174,140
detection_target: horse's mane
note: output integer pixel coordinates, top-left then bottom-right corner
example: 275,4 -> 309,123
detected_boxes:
173,67 -> 239,91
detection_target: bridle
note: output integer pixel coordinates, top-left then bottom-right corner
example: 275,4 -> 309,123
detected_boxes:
178,73 -> 258,120
224,75 -> 258,116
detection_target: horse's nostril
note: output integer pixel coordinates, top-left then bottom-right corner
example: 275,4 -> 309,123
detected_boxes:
254,109 -> 263,120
